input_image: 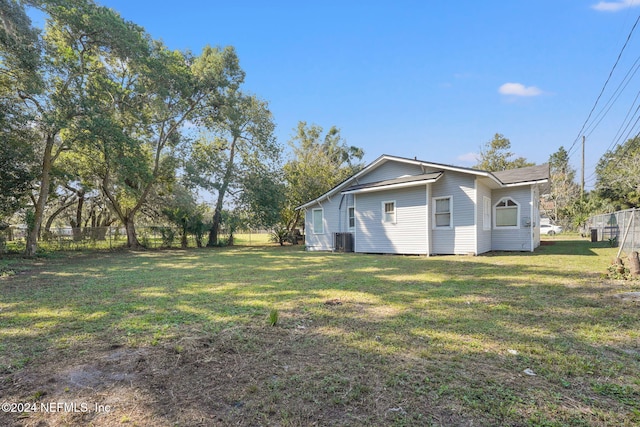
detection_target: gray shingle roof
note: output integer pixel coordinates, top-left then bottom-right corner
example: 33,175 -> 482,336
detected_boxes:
492,163 -> 549,185
342,172 -> 443,193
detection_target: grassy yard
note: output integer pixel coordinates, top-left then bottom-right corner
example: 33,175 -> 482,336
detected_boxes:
0,240 -> 639,426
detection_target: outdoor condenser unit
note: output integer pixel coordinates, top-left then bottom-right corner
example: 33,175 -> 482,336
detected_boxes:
334,232 -> 354,253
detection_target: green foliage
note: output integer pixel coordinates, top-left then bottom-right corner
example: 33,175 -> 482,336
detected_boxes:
162,185 -> 209,248
268,308 -> 279,327
269,225 -> 290,246
567,194 -> 613,230
1,0 -> 279,255
606,262 -> 630,279
240,167 -> 285,229
23,209 -> 36,234
595,136 -> 640,209
547,146 -> 580,228
475,133 -> 534,172
282,122 -> 365,232
0,0 -> 43,92
0,0 -> 40,220
183,91 -> 282,246
153,227 -> 176,248
0,111 -> 36,219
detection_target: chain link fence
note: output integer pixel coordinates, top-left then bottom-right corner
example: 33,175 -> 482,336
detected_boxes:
585,208 -> 639,254
0,226 -> 272,254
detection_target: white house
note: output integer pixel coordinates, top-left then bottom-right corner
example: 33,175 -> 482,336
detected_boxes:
297,154 -> 549,255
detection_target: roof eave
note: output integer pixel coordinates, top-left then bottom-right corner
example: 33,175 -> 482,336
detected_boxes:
294,154 -> 393,210
500,178 -> 549,188
341,177 -> 440,195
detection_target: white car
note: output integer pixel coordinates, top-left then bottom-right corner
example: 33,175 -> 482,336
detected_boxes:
540,223 -> 562,235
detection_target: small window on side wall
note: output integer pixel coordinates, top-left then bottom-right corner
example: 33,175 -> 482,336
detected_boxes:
494,197 -> 519,228
433,196 -> 452,228
382,201 -> 396,223
312,208 -> 324,234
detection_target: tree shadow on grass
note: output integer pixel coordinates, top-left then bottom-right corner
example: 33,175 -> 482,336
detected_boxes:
0,245 -> 638,426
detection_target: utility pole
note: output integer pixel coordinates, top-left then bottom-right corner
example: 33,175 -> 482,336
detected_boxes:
581,135 -> 585,199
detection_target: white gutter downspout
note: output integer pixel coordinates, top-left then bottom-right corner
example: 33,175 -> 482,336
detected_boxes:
474,178 -> 478,255
530,185 -> 535,252
426,183 -> 431,256
353,195 -> 357,253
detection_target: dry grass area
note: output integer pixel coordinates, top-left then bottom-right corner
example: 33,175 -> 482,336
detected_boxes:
0,241 -> 639,426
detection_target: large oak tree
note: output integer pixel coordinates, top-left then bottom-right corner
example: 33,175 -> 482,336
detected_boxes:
12,0 -> 149,255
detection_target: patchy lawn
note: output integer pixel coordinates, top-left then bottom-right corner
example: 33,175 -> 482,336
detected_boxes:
0,241 -> 639,426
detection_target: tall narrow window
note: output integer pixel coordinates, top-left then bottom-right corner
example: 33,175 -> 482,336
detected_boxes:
312,208 -> 324,234
433,196 -> 452,228
382,201 -> 396,223
348,207 -> 355,229
494,198 -> 519,228
483,196 -> 491,230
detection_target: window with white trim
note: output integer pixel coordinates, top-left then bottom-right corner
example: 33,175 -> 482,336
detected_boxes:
348,207 -> 355,229
312,208 -> 324,234
483,196 -> 491,230
494,197 -> 519,228
433,196 -> 452,228
382,201 -> 396,223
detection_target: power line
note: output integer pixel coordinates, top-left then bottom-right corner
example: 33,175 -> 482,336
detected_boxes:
567,14 -> 640,158
584,56 -> 640,141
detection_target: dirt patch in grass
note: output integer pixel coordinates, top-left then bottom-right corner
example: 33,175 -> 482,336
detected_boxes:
613,291 -> 640,302
3,319 -> 638,426
0,324 -> 482,426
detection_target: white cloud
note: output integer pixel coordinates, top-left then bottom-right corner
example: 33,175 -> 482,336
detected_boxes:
457,152 -> 479,164
592,0 -> 640,11
498,82 -> 543,97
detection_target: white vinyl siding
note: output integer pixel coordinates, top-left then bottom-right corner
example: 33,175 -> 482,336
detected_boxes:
359,161 -> 426,184
355,186 -> 427,254
476,182 -> 493,254
491,187 -> 532,251
431,172 -> 476,255
301,157 -> 541,255
304,197 -> 342,251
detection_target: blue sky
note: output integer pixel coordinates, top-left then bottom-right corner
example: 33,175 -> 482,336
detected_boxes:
34,1 -> 640,187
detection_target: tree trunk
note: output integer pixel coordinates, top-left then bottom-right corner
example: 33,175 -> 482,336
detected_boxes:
123,216 -> 141,248
206,136 -> 238,247
25,134 -> 55,257
72,190 -> 85,241
181,225 -> 188,249
44,199 -> 76,235
286,209 -> 302,236
207,209 -> 222,247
